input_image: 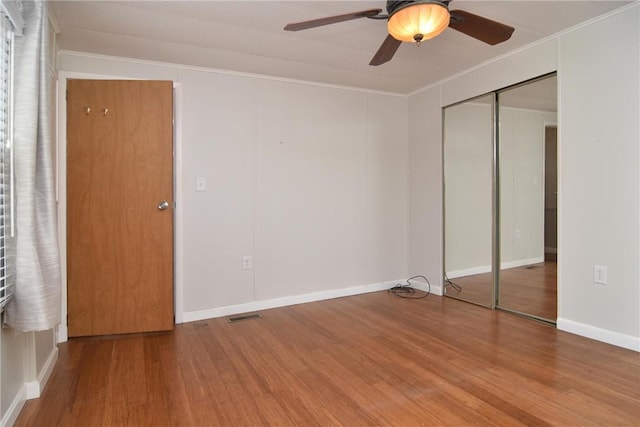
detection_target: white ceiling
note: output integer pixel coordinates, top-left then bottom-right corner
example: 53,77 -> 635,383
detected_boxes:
49,1 -> 632,94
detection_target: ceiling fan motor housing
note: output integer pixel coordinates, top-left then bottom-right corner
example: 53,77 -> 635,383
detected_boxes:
386,0 -> 450,16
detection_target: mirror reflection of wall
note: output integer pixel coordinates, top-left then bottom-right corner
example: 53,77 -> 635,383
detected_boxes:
443,94 -> 494,307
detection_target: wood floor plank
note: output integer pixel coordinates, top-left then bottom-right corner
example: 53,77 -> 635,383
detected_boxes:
15,292 -> 639,426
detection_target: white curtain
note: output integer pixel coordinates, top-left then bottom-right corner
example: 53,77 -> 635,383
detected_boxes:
5,0 -> 61,331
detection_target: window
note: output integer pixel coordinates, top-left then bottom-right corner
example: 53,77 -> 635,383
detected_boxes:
0,10 -> 14,312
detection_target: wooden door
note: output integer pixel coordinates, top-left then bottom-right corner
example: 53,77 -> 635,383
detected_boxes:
67,80 -> 174,337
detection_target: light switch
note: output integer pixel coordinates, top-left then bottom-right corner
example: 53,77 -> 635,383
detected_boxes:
196,177 -> 206,192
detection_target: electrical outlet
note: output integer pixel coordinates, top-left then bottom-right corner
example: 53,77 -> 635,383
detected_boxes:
243,256 -> 253,270
594,265 -> 607,285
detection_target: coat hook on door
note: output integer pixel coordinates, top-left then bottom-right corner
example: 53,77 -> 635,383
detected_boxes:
102,108 -> 109,116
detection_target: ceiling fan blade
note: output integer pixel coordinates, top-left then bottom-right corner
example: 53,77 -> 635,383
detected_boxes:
369,35 -> 402,66
448,10 -> 514,45
284,8 -> 382,31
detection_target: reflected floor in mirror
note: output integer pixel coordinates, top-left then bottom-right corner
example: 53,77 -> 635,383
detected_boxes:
445,261 -> 557,321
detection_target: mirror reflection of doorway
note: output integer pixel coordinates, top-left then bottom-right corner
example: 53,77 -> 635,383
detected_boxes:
444,74 -> 557,324
544,126 -> 558,263
497,76 -> 557,323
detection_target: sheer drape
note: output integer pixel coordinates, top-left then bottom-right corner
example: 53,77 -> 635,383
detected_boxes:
5,0 -> 61,331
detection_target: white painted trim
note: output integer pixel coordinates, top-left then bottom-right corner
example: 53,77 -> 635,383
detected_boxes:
58,50 -> 406,98
430,285 -> 443,296
24,381 -> 39,400
0,384 -> 26,427
410,279 -> 441,296
23,346 -> 58,400
447,256 -> 545,279
557,318 -> 640,352
408,2 -> 640,97
181,280 -> 401,323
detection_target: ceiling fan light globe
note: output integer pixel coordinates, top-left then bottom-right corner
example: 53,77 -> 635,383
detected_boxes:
388,1 -> 450,43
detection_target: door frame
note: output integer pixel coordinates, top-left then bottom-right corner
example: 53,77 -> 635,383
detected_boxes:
56,72 -> 184,342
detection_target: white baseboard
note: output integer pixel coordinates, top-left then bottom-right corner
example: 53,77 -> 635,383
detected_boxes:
24,346 -> 58,400
427,284 -> 443,296
24,381 -> 40,400
0,341 -> 58,426
40,345 -> 59,393
1,384 -> 26,427
447,256 -> 545,279
181,280 -> 403,323
557,318 -> 640,352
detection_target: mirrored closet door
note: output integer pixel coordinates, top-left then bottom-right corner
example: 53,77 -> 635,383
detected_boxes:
443,93 -> 496,308
497,76 -> 557,322
443,74 -> 557,323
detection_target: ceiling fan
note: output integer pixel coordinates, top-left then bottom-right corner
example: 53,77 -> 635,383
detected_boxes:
284,1 -> 515,66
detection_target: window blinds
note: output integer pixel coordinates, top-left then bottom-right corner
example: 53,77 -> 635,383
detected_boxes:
0,12 -> 13,311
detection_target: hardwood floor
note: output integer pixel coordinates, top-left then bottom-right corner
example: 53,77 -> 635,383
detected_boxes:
445,261 -> 557,321
16,292 -> 639,426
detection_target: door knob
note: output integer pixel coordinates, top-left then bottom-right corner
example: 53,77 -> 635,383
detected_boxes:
158,201 -> 170,210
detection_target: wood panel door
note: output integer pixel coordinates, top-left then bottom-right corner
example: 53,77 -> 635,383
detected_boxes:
67,80 -> 174,337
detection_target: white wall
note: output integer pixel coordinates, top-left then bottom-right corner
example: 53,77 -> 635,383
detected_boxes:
57,53 -> 409,324
557,8 -> 639,348
408,5 -> 640,350
407,85 -> 443,294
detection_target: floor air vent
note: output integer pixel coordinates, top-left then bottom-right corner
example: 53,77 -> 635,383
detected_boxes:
227,313 -> 262,323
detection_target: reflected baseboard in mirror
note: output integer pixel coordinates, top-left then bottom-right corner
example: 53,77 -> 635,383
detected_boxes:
445,261 -> 557,322
498,261 -> 557,322
444,272 -> 493,308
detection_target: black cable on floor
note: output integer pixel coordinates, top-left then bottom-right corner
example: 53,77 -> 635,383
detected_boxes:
388,275 -> 430,299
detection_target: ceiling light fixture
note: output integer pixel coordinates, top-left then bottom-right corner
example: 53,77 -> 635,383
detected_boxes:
387,1 -> 451,44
